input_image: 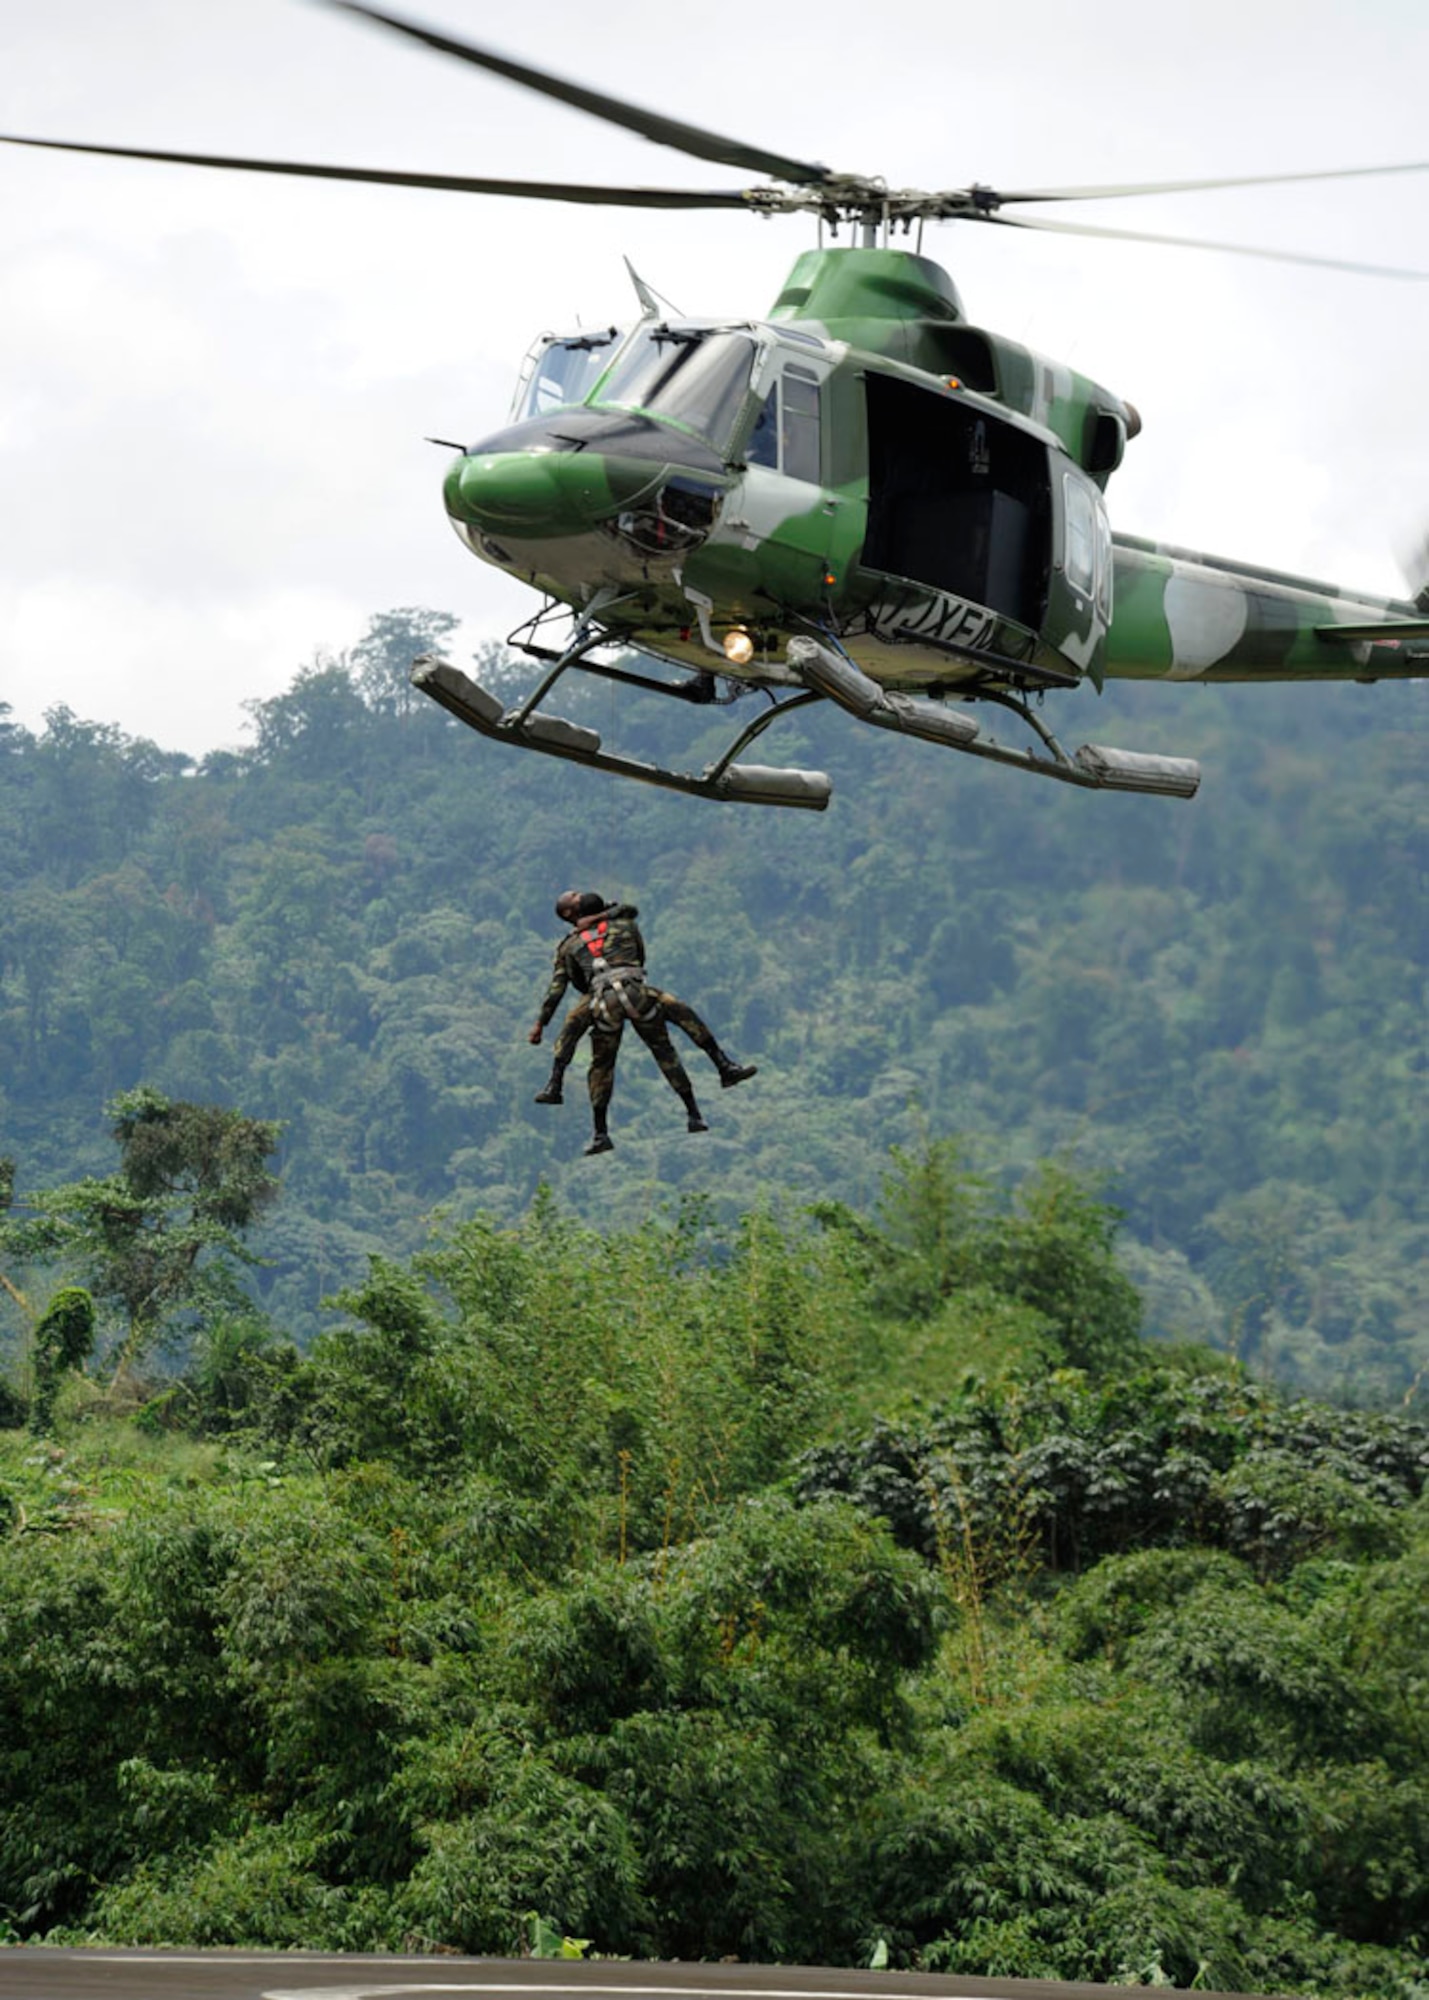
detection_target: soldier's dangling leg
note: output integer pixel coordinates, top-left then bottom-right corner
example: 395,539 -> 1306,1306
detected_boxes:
648,987 -> 758,1090
631,1011 -> 707,1133
536,997 -> 592,1104
584,1020 -> 621,1154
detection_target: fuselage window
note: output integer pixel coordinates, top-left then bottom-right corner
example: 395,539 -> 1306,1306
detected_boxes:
1095,502 -> 1113,622
747,393 -> 778,468
595,329 -> 756,453
745,364 -> 822,483
1063,472 -> 1096,600
782,367 -> 821,483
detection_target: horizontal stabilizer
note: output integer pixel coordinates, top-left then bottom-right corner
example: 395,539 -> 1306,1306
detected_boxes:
1074,744 -> 1201,797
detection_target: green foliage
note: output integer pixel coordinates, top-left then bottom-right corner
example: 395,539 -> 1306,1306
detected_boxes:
1,1089 -> 280,1381
30,1285 -> 95,1431
526,1913 -> 592,1959
969,1163 -> 1143,1376
865,1135 -> 991,1319
817,1139 -> 1143,1383
2,651 -> 1428,1996
2,618 -> 1425,1394
284,1196 -> 858,1573
799,1365 -> 1429,1578
176,1313 -> 302,1437
110,1088 -> 280,1233
3,1177 -> 1428,1990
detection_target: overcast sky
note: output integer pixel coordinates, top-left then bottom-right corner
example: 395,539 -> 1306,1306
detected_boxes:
1,0 -> 1426,754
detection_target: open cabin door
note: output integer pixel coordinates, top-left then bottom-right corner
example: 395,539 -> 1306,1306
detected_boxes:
860,373 -> 1051,639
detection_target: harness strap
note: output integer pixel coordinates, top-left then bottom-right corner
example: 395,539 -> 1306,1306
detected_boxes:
578,920 -> 609,960
590,964 -> 657,1026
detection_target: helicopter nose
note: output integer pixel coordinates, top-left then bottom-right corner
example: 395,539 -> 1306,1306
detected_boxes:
446,449 -> 661,539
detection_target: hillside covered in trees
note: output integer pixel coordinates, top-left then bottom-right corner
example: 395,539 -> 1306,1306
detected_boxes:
3,1147 -> 1429,1992
2,608 -> 1425,1397
3,625 -> 1427,1991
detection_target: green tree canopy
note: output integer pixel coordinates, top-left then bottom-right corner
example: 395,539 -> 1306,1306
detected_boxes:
2,1088 -> 281,1380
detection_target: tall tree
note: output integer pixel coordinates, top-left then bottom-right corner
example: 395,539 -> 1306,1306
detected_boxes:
350,607 -> 460,718
1,1087 -> 281,1380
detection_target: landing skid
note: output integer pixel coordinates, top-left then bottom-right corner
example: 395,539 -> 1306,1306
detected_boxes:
786,637 -> 1201,798
410,630 -> 832,809
410,628 -> 1200,807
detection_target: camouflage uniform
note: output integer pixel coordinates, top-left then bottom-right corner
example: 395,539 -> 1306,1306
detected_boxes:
534,903 -> 755,1141
536,903 -> 696,1108
550,986 -> 724,1071
534,903 -> 647,1038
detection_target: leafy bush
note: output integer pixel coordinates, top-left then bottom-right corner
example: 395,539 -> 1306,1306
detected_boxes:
3,1183 -> 1429,1991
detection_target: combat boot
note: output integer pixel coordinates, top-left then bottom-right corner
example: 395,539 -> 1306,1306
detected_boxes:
715,1051 -> 758,1089
679,1086 -> 709,1134
534,1063 -> 567,1105
584,1108 -> 613,1156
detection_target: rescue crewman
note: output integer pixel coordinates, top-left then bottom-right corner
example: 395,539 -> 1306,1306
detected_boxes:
532,892 -> 758,1102
529,889 -> 757,1155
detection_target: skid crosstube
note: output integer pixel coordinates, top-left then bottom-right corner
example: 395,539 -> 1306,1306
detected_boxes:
409,656 -> 833,810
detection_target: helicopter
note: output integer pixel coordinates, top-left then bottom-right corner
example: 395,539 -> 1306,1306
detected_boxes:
4,2 -> 1428,810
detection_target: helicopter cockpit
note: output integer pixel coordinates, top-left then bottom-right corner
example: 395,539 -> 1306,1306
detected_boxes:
511,323 -> 763,461
590,326 -> 758,455
510,327 -> 626,422
505,322 -> 833,480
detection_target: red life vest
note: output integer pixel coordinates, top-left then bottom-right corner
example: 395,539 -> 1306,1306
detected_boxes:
575,918 -> 654,1024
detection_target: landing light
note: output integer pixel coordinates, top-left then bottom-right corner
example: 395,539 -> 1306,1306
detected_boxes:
723,628 -> 755,666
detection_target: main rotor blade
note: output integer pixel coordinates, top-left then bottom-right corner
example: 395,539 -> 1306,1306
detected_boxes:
991,209 -> 1429,280
327,0 -> 834,189
0,132 -> 757,208
994,160 -> 1429,204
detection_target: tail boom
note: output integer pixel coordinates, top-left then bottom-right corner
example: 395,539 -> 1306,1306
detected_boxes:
1107,534 -> 1429,683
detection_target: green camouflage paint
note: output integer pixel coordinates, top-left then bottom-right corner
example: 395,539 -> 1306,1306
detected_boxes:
443,246 -> 1426,707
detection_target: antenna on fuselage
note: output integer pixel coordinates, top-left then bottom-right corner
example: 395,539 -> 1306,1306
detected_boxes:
624,256 -> 682,319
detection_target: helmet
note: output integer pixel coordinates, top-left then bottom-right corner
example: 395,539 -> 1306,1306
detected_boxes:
554,889 -> 583,923
576,890 -> 606,917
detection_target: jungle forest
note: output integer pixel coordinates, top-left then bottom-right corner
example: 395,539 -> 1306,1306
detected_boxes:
1,609 -> 1426,1990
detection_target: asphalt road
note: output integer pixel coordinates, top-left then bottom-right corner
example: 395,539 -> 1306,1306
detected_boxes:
0,1955 -> 1255,2000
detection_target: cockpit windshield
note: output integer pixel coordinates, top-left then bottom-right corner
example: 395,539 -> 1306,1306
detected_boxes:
512,328 -> 625,422
592,328 -> 757,453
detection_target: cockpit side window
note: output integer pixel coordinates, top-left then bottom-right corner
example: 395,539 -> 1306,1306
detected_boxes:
594,330 -> 756,453
1063,473 -> 1097,600
1061,470 -> 1113,623
745,364 -> 822,483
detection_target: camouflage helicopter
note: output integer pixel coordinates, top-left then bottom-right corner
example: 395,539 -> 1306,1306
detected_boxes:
6,3 -> 1428,810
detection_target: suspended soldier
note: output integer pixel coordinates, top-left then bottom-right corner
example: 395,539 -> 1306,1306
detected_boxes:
529,890 -> 757,1155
